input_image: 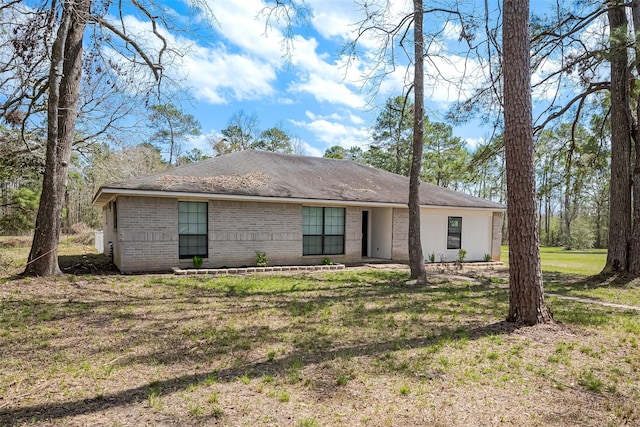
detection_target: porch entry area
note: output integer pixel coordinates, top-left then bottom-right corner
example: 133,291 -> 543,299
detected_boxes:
361,207 -> 393,260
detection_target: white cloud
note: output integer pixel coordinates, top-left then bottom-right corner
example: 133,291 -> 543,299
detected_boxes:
282,36 -> 367,108
349,114 -> 365,125
462,137 -> 484,149
443,21 -> 463,41
111,1 -> 493,152
106,13 -> 280,104
168,1 -> 370,109
305,0 -> 367,41
182,44 -> 277,103
181,130 -> 218,155
298,140 -> 323,157
277,97 -> 295,105
291,111 -> 370,150
305,111 -> 343,121
200,0 -> 289,65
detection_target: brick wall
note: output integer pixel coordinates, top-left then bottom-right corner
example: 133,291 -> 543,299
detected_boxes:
391,208 -> 409,262
491,211 -> 504,261
194,201 -> 364,268
202,200 -> 301,268
116,196 -> 179,272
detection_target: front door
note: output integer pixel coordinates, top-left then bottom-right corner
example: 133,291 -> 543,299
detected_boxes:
361,211 -> 369,256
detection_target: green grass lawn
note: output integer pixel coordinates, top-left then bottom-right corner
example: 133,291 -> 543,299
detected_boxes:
501,246 -> 607,276
500,245 -> 640,307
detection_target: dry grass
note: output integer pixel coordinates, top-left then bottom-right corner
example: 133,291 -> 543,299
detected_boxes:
1,242 -> 639,426
0,276 -> 638,425
0,233 -> 99,276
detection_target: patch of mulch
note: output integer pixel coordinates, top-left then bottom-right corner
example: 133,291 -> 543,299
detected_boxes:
58,253 -> 120,275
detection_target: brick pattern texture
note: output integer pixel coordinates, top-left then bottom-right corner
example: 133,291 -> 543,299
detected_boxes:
111,197 -> 367,272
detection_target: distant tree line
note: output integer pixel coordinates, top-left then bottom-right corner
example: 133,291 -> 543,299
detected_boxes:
322,95 -> 611,251
0,104 -> 301,235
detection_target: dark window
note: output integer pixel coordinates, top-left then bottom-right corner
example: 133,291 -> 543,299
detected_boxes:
178,201 -> 208,259
112,201 -> 118,230
447,216 -> 462,250
303,207 -> 345,255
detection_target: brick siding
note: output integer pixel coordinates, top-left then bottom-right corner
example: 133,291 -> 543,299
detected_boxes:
112,197 -> 366,272
392,208 -> 409,262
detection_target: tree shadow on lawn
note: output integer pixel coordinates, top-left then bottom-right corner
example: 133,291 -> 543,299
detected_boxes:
1,277 -> 511,369
0,320 -> 520,425
543,271 -> 640,293
3,269 -> 638,425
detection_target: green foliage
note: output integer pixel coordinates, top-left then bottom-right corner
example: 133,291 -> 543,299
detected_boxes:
0,188 -> 40,234
192,256 -> 203,268
535,117 -> 611,249
469,136 -> 505,202
278,390 -> 290,402
149,103 -> 201,165
297,418 -> 320,427
366,96 -> 413,176
336,374 -> 349,386
256,251 -> 268,267
324,145 -> 364,162
428,252 -> 436,263
364,95 -> 471,189
570,217 -> 595,250
214,110 -> 259,155
457,249 -> 467,263
578,370 -> 604,393
422,120 -> 472,190
322,257 -> 334,265
483,253 -> 492,262
177,148 -> 210,165
324,145 -> 348,159
0,128 -> 43,187
398,384 -> 411,395
252,126 -> 293,153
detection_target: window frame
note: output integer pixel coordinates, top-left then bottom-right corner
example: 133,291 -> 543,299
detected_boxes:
447,216 -> 462,250
302,206 -> 345,256
178,201 -> 208,259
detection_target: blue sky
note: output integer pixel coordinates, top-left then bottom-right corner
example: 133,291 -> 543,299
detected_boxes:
122,0 -> 563,157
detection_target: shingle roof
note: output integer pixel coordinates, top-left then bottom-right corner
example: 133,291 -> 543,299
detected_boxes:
93,150 -> 504,209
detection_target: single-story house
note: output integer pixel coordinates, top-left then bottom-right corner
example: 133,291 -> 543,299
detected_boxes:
92,150 -> 505,273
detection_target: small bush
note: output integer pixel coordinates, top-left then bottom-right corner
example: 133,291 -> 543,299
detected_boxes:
483,253 -> 492,262
256,251 -> 268,267
399,384 -> 410,395
322,257 -> 333,265
428,252 -> 436,263
192,256 -> 203,268
458,249 -> 467,263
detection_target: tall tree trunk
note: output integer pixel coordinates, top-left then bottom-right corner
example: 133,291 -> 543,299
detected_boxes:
503,0 -> 552,325
408,0 -> 427,284
564,142 -> 575,249
604,2 -> 632,273
629,1 -> 640,274
25,0 -> 91,276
